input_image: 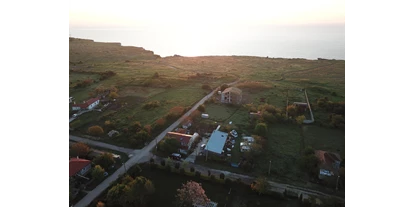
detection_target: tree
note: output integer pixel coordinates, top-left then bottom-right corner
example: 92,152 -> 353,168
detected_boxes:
106,183 -> 131,207
92,165 -> 105,181
286,105 -> 298,117
220,84 -> 229,91
144,124 -> 152,135
220,173 -> 225,180
96,201 -> 105,207
94,152 -> 115,170
330,114 -> 345,129
128,176 -> 155,206
70,142 -> 90,158
88,125 -> 104,136
296,115 -> 306,125
108,91 -> 119,99
254,123 -> 267,137
250,177 -> 270,195
299,154 -> 320,177
197,104 -> 206,112
153,72 -> 159,78
176,181 -> 210,207
159,138 -> 180,154
135,130 -> 151,144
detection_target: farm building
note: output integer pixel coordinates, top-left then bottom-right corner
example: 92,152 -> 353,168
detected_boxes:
205,130 -> 228,155
72,97 -> 100,111
293,102 -> 308,110
221,87 -> 242,104
166,132 -> 199,154
315,150 -> 342,179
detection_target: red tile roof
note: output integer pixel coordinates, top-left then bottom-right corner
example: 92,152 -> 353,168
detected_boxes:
73,97 -> 100,109
69,158 -> 91,177
167,132 -> 193,148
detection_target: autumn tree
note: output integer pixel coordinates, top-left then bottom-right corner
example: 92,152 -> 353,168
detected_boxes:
93,152 -> 115,170
254,123 -> 268,137
91,165 -> 105,181
197,104 -> 206,112
251,177 -> 270,195
96,201 -> 105,207
296,115 -> 306,125
108,91 -> 119,99
70,142 -> 90,158
128,176 -> 155,206
135,130 -> 151,144
88,125 -> 104,136
106,183 -> 131,207
159,138 -> 180,154
129,121 -> 142,132
176,181 -> 210,207
286,105 -> 298,117
144,124 -> 152,135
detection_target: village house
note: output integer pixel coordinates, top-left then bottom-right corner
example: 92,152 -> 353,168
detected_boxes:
72,97 -> 100,111
69,157 -> 92,177
220,87 -> 242,104
166,132 -> 199,154
315,150 -> 342,181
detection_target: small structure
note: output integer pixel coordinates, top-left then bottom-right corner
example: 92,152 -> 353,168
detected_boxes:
167,132 -> 199,154
69,157 -> 92,177
107,130 -> 120,137
242,136 -> 255,143
293,102 -> 308,110
201,113 -> 209,119
72,97 -> 100,111
182,119 -> 192,129
205,130 -> 228,155
315,150 -> 342,179
69,97 -> 74,103
194,201 -> 218,207
221,87 -> 242,104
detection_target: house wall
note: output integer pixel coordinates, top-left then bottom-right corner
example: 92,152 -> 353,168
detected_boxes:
87,100 -> 100,110
78,163 -> 92,176
72,106 -> 81,111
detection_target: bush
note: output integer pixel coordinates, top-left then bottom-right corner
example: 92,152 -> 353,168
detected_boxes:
197,104 -> 206,112
143,101 -> 161,110
201,84 -> 211,90
175,162 -> 180,169
210,175 -> 216,181
88,125 -> 104,136
180,168 -> 185,174
220,173 -> 225,180
207,170 -> 211,176
190,167 -> 195,173
161,160 -> 166,166
195,171 -> 201,178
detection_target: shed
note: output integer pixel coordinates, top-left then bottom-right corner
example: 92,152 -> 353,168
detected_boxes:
205,130 -> 228,154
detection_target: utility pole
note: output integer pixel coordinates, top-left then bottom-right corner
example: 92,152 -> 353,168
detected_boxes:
268,160 -> 272,175
336,175 -> 340,191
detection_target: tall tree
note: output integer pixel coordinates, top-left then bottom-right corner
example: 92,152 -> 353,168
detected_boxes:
176,181 -> 210,207
254,123 -> 268,137
128,176 -> 155,206
91,165 -> 105,181
251,177 -> 270,195
93,152 -> 115,170
106,183 -> 131,207
70,142 -> 90,158
296,115 -> 306,125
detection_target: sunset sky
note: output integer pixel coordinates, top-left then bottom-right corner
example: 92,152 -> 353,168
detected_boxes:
69,0 -> 345,28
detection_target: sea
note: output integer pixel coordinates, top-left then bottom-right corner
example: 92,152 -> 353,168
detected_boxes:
69,24 -> 344,60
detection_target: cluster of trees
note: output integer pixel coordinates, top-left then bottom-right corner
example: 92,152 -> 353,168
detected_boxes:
298,146 -> 320,177
106,175 -> 155,207
73,78 -> 94,89
166,106 -> 186,121
316,97 -> 345,129
142,101 -> 161,110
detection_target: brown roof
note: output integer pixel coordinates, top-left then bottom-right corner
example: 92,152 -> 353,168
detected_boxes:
315,150 -> 341,171
73,97 -> 100,108
167,132 -> 193,148
69,158 -> 91,176
222,87 -> 242,95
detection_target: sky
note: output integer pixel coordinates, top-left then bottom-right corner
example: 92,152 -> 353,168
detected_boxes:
69,0 -> 345,28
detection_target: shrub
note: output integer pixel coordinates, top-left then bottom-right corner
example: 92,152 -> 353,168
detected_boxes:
175,162 -> 180,169
143,101 -> 161,110
88,125 -> 104,136
197,104 -> 206,112
220,173 -> 225,180
190,167 -> 195,173
161,160 -> 166,166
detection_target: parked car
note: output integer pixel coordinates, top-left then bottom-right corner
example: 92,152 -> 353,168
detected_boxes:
169,153 -> 182,160
103,172 -> 108,177
230,130 -> 238,138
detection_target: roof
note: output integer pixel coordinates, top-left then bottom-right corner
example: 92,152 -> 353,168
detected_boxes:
205,130 -> 228,154
73,97 -> 100,108
69,158 -> 91,176
167,132 -> 193,146
222,87 -> 242,95
293,102 -> 308,106
315,150 -> 342,171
